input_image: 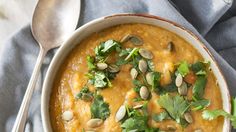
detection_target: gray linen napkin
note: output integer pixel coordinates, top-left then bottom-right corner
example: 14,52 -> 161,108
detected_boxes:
0,0 -> 235,131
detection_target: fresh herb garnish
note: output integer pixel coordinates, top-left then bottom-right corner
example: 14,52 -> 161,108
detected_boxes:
121,104 -> 159,131
90,94 -> 110,120
177,61 -> 189,77
94,71 -> 108,88
202,97 -> 236,129
191,99 -> 210,110
192,76 -> 207,100
152,111 -> 170,122
157,94 -> 190,126
86,56 -> 96,70
95,40 -> 121,56
75,86 -> 93,101
150,72 -> 161,91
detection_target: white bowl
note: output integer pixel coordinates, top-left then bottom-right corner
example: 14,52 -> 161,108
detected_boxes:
41,14 -> 231,132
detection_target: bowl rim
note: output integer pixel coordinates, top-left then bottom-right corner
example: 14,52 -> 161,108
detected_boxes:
41,13 -> 231,131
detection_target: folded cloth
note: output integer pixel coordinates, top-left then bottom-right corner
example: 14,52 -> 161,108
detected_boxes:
0,0 -> 235,131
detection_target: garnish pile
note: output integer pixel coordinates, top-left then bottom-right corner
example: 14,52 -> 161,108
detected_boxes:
65,34 -> 236,131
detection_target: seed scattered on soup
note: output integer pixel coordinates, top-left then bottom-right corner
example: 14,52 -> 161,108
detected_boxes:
62,110 -> 73,121
50,24 -> 224,132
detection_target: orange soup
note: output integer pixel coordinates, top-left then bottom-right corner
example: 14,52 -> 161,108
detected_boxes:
50,24 -> 223,132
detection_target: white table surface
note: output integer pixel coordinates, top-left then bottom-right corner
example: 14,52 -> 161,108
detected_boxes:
0,0 -> 37,50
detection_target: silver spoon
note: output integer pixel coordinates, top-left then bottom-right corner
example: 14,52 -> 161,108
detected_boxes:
12,0 -> 80,131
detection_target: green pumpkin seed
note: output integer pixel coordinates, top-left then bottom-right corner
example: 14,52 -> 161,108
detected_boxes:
130,68 -> 138,79
108,64 -> 120,73
115,105 -> 126,122
167,41 -> 175,52
96,62 -> 108,70
62,110 -> 73,121
139,49 -> 153,59
184,112 -> 193,123
87,118 -> 103,128
139,59 -> 147,73
175,73 -> 183,87
178,82 -> 188,96
146,72 -> 153,85
140,86 -> 149,100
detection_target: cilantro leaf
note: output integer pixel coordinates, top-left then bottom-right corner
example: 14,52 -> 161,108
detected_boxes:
192,76 -> 207,100
152,111 -> 170,122
202,109 -> 230,120
125,48 -> 139,61
151,72 -> 161,91
177,61 -> 189,77
90,94 -> 110,120
86,56 -> 96,70
191,99 -> 210,110
101,39 -> 121,53
95,40 -> 121,60
157,94 -> 190,124
75,86 -> 93,101
94,71 -> 108,88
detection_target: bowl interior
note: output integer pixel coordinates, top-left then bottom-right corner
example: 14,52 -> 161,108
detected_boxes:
41,14 -> 230,132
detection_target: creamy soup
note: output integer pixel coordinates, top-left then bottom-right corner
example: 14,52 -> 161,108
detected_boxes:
50,24 -> 224,132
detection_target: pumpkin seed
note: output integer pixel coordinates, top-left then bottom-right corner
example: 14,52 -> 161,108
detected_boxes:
82,93 -> 93,101
129,129 -> 138,132
167,125 -> 176,131
62,110 -> 73,121
194,129 -> 203,132
115,105 -> 126,122
130,35 -> 143,46
175,73 -> 183,87
184,112 -> 193,123
87,118 -> 103,128
140,86 -> 149,100
178,82 -> 188,96
130,68 -> 138,79
139,49 -> 153,59
139,59 -> 147,73
108,64 -> 120,73
120,34 -> 131,43
120,34 -> 143,46
146,72 -> 153,85
167,41 -> 174,52
133,104 -> 143,109
96,62 -> 108,70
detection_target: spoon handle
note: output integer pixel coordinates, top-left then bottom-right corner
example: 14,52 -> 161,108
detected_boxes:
12,47 -> 47,132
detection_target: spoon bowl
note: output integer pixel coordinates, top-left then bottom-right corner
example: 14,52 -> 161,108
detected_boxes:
12,0 -> 80,131
32,0 -> 80,49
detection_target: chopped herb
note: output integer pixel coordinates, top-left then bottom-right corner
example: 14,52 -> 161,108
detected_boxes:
191,99 -> 210,110
196,70 -> 207,76
119,48 -> 132,57
125,47 -> 140,61
95,40 -> 121,60
192,76 -> 207,100
191,61 -> 210,73
132,79 -> 143,93
177,61 -> 189,77
75,86 -> 93,101
94,71 -> 108,88
86,56 -> 96,70
150,72 -> 161,91
152,111 -> 170,122
90,94 -> 110,120
121,104 -> 159,131
157,94 -> 190,125
202,97 -> 236,129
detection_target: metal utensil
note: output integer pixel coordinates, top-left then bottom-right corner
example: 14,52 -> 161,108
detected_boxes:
12,0 -> 80,131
